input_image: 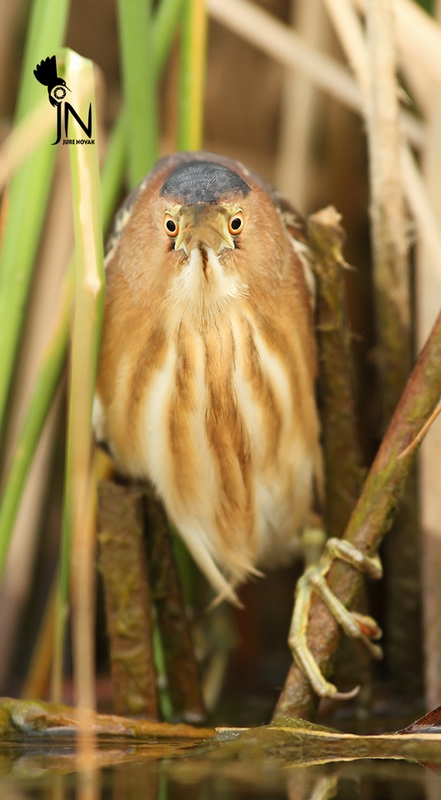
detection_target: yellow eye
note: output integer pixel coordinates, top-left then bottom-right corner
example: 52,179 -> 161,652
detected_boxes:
228,212 -> 244,235
164,213 -> 179,237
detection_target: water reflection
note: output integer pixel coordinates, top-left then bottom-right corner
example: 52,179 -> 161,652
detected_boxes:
0,747 -> 440,799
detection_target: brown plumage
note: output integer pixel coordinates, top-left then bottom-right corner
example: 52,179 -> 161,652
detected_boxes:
94,151 -> 323,604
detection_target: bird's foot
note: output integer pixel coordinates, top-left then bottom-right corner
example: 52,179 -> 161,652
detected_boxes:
288,537 -> 383,699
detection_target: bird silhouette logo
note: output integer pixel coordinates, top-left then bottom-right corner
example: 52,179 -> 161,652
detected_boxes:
34,55 -> 70,107
33,54 -> 94,145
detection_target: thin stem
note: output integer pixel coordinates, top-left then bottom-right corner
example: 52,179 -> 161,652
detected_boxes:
52,51 -> 105,707
0,0 -> 70,441
0,270 -> 72,577
153,0 -> 187,78
366,0 -> 411,423
116,0 -> 158,187
178,0 -> 207,150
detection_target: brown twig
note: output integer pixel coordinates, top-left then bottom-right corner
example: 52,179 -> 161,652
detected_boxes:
143,483 -> 206,724
398,401 -> 441,461
97,480 -> 159,719
273,307 -> 441,720
309,206 -> 372,699
309,206 -> 365,539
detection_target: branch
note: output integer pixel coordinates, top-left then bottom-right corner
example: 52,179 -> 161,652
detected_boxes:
143,484 -> 206,723
309,207 -> 365,538
273,306 -> 441,719
97,480 -> 159,719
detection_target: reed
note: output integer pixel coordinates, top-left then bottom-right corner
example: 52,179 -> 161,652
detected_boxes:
0,0 -> 70,439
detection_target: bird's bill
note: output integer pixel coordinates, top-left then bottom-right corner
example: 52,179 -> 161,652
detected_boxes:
173,204 -> 235,256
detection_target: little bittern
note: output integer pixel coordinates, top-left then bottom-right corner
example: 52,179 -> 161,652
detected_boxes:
94,152 -> 382,699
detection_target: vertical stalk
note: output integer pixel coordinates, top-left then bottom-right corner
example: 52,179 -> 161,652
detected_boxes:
12,107 -> 127,701
116,0 -> 158,187
153,0 -> 186,78
308,207 -> 365,538
97,481 -> 159,719
418,0 -> 441,710
366,0 -> 411,421
365,0 -> 421,698
276,0 -> 325,210
0,0 -> 70,439
321,0 -> 423,703
52,52 -> 105,715
67,49 -> 104,771
178,0 -> 207,150
100,110 -> 127,232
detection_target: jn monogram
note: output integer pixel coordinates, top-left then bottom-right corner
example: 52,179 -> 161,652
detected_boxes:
33,55 -> 94,145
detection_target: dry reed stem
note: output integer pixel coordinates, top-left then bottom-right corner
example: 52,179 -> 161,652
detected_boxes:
366,0 -> 411,418
339,0 -> 441,286
276,0 -> 326,209
354,0 -> 441,87
322,0 -> 369,98
401,144 -> 441,283
73,478 -> 99,783
325,0 -> 422,697
207,0 -> 362,111
323,0 -> 441,316
207,0 -> 424,149
63,51 -> 104,757
417,0 -> 441,710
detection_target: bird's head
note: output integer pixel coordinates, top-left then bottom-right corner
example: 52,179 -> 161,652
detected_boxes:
107,154 -> 293,317
157,160 -> 252,311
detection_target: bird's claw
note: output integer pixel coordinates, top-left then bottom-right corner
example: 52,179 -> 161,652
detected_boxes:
288,537 -> 383,699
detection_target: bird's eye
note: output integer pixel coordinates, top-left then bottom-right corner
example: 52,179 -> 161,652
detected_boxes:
164,213 -> 179,237
228,212 -> 244,235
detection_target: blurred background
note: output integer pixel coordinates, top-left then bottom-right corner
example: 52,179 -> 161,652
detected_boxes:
0,0 -> 440,730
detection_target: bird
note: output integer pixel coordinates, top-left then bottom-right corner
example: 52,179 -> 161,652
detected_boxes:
94,151 -> 381,698
33,55 -> 70,107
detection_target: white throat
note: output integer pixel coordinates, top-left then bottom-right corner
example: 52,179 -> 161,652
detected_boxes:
167,247 -> 247,318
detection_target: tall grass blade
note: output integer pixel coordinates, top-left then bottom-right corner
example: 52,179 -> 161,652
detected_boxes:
0,104 -> 127,589
0,0 -> 70,439
100,111 -> 127,232
0,270 -> 72,578
2,0 -> 192,702
153,0 -> 186,77
116,0 -> 158,187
